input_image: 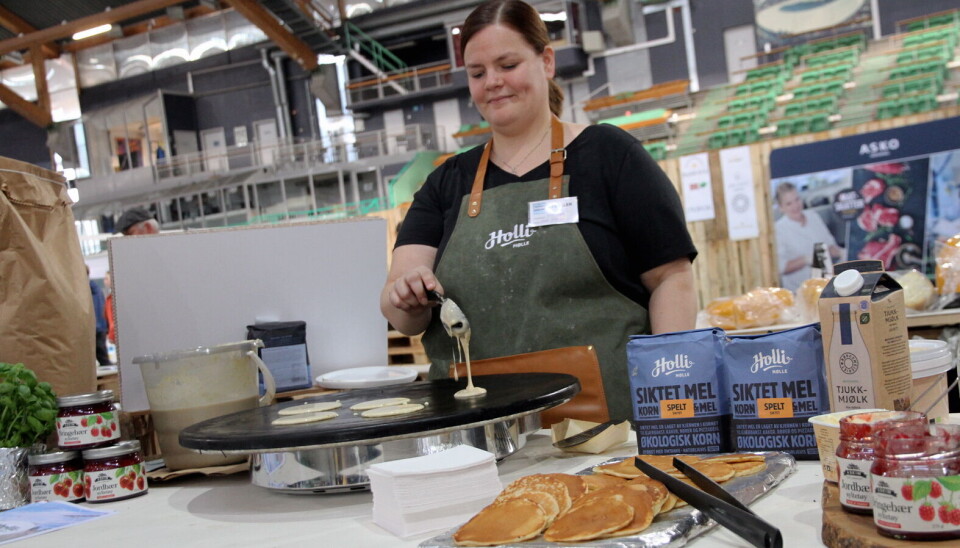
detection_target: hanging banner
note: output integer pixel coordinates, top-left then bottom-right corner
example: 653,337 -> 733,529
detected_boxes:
720,146 -> 760,241
679,152 -> 715,222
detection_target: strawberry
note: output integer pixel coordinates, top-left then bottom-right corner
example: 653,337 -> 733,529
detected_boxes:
951,508 -> 960,526
136,477 -> 145,490
91,428 -> 99,437
930,481 -> 943,498
920,504 -> 936,521
96,415 -> 103,424
901,483 -> 913,501
72,484 -> 84,498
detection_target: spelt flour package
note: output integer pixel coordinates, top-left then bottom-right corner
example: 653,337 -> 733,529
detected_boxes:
722,324 -> 829,459
627,328 -> 730,455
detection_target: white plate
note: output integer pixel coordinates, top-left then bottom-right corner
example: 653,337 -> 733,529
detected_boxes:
316,366 -> 418,389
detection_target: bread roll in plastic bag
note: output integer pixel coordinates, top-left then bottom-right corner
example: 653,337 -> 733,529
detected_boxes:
705,287 -> 796,329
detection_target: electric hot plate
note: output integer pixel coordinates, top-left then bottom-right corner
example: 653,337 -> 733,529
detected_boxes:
178,373 -> 579,493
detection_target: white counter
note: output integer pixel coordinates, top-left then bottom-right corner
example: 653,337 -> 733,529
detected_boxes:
16,431 -> 826,548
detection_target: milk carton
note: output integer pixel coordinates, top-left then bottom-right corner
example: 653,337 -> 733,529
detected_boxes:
818,260 -> 912,412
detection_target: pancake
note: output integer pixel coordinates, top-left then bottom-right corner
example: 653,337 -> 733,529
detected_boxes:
669,460 -> 736,483
582,473 -> 626,492
543,473 -> 587,501
496,491 -> 560,526
599,486 -> 655,538
359,403 -> 424,418
270,411 -> 337,425
453,498 -> 547,546
543,493 -> 634,542
498,474 -> 573,514
703,453 -> 766,464
593,458 -> 644,479
349,397 -> 410,411
277,401 -> 341,415
625,476 -> 668,514
636,454 -> 701,475
729,460 -> 767,476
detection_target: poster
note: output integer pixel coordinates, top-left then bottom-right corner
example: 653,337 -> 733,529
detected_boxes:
679,152 -> 715,222
720,146 -> 760,241
769,116 -> 960,292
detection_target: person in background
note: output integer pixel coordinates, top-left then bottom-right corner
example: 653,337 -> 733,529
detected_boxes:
774,181 -> 843,292
104,270 -> 116,347
87,265 -> 111,365
380,0 -> 697,422
114,207 -> 160,236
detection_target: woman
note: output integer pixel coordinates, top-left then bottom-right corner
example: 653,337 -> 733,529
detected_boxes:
380,0 -> 697,421
774,181 -> 843,292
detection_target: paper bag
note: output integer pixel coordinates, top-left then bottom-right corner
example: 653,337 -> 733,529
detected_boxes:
0,156 -> 96,397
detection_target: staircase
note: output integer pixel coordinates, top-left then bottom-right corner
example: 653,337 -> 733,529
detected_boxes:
259,0 -> 408,94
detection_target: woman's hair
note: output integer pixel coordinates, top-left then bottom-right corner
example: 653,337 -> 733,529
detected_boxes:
774,181 -> 797,205
460,0 -> 564,116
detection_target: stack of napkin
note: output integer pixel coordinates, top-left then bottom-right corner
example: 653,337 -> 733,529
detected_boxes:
368,445 -> 502,538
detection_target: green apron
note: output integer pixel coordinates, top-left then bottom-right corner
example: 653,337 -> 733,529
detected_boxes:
422,116 -> 649,422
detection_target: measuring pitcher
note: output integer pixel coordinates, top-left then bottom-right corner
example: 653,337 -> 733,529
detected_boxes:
134,340 -> 276,471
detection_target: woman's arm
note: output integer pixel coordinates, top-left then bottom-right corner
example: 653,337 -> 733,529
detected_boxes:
380,244 -> 443,335
641,257 -> 697,334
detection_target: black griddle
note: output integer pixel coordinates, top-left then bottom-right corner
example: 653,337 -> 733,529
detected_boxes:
179,373 -> 579,452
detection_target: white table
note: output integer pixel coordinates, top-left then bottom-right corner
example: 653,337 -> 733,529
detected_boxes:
16,431 -> 826,548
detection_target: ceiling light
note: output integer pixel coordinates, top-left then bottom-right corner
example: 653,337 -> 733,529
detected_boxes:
72,24 -> 112,41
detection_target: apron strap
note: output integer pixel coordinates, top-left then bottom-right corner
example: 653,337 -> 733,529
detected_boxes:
468,116 -> 566,218
548,115 -> 565,200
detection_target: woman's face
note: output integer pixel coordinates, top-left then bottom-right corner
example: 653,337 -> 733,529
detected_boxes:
464,24 -> 554,131
778,189 -> 805,221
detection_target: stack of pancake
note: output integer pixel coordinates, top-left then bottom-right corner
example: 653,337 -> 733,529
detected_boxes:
452,453 -> 766,546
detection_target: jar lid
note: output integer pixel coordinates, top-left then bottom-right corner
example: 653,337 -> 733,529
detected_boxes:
834,269 -> 864,296
131,339 -> 263,364
82,440 -> 141,460
56,390 -> 114,407
910,339 -> 952,377
28,451 -> 80,465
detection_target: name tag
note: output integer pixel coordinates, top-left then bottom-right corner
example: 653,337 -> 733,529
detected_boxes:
528,197 -> 579,227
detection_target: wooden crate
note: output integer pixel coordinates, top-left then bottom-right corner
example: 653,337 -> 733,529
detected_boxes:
387,330 -> 429,365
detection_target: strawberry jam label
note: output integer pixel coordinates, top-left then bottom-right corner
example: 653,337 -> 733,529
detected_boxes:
29,470 -> 85,503
872,475 -> 960,534
84,464 -> 147,502
56,412 -> 120,447
838,456 -> 873,510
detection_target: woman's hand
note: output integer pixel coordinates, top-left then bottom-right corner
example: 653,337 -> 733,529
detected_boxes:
381,244 -> 443,335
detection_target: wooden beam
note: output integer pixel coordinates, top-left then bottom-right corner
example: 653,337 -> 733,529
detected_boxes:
0,5 -> 60,58
0,0 -> 190,57
30,44 -> 50,118
0,82 -> 51,127
222,0 -> 317,71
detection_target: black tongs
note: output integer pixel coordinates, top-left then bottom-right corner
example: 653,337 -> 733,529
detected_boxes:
633,457 -> 782,548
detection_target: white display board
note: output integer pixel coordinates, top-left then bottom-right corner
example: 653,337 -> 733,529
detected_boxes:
109,217 -> 388,412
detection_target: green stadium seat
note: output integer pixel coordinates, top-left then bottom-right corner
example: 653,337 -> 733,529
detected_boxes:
708,132 -> 728,149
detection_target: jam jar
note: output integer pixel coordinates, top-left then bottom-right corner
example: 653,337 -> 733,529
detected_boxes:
871,423 -> 960,540
27,451 -> 84,503
56,390 -> 121,449
82,440 -> 148,503
836,410 -> 926,514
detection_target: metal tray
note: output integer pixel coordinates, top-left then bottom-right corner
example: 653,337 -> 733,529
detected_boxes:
420,451 -> 797,547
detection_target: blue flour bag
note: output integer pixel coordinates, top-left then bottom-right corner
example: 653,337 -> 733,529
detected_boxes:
723,323 -> 829,459
627,328 -> 730,455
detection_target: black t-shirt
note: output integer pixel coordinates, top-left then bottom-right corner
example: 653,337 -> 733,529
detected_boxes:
395,123 -> 698,307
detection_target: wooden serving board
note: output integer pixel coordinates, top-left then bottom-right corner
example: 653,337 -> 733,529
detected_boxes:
822,482 -> 959,547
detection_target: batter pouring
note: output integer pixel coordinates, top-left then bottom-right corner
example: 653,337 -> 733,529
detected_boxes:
440,298 -> 486,399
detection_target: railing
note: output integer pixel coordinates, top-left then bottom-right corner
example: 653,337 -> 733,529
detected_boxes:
244,197 -> 388,226
347,62 -> 455,104
344,22 -> 407,74
76,124 -> 439,204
